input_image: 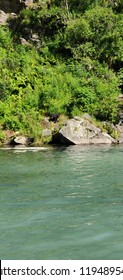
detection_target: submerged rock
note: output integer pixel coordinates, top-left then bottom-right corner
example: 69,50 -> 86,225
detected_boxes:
58,117 -> 116,145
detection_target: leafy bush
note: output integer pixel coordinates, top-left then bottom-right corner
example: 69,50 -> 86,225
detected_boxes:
0,1 -> 122,143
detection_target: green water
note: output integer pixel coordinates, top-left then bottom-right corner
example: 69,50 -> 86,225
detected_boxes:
0,145 -> 123,260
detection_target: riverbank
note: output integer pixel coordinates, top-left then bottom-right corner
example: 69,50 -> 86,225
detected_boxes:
0,2 -> 123,144
1,114 -> 123,147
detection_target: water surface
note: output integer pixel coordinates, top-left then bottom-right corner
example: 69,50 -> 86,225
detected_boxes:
0,145 -> 123,259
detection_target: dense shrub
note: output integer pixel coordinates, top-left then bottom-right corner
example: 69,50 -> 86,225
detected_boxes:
0,1 -> 122,141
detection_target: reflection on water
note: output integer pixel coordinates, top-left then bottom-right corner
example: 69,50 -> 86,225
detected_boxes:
0,145 -> 123,259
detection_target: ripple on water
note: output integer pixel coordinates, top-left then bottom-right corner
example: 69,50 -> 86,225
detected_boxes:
0,145 -> 123,259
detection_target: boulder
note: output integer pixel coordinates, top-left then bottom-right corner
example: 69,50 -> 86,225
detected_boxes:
58,117 -> 116,145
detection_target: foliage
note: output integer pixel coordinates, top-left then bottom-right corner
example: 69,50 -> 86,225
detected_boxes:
0,0 -> 123,143
53,0 -> 123,13
63,6 -> 123,68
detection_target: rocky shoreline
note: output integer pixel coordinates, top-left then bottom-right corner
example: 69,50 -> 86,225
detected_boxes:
0,1 -> 123,148
1,114 -> 123,147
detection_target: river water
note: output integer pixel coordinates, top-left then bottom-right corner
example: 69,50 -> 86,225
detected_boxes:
0,145 -> 123,260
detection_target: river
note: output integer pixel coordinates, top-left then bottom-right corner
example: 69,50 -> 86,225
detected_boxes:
0,145 -> 123,259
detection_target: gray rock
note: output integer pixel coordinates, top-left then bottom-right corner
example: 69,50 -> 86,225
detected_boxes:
59,118 -> 116,145
116,125 -> 123,143
82,113 -> 93,121
89,132 -> 116,144
31,34 -> 40,41
118,94 -> 123,101
13,136 -> 33,145
20,37 -> 30,45
41,117 -> 50,128
0,10 -> 9,25
25,0 -> 34,7
42,129 -> 52,138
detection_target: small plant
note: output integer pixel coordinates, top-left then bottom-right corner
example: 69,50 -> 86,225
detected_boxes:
102,122 -> 120,139
0,129 -> 5,145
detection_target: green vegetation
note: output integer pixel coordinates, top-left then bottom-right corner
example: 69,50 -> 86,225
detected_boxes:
0,0 -> 123,143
